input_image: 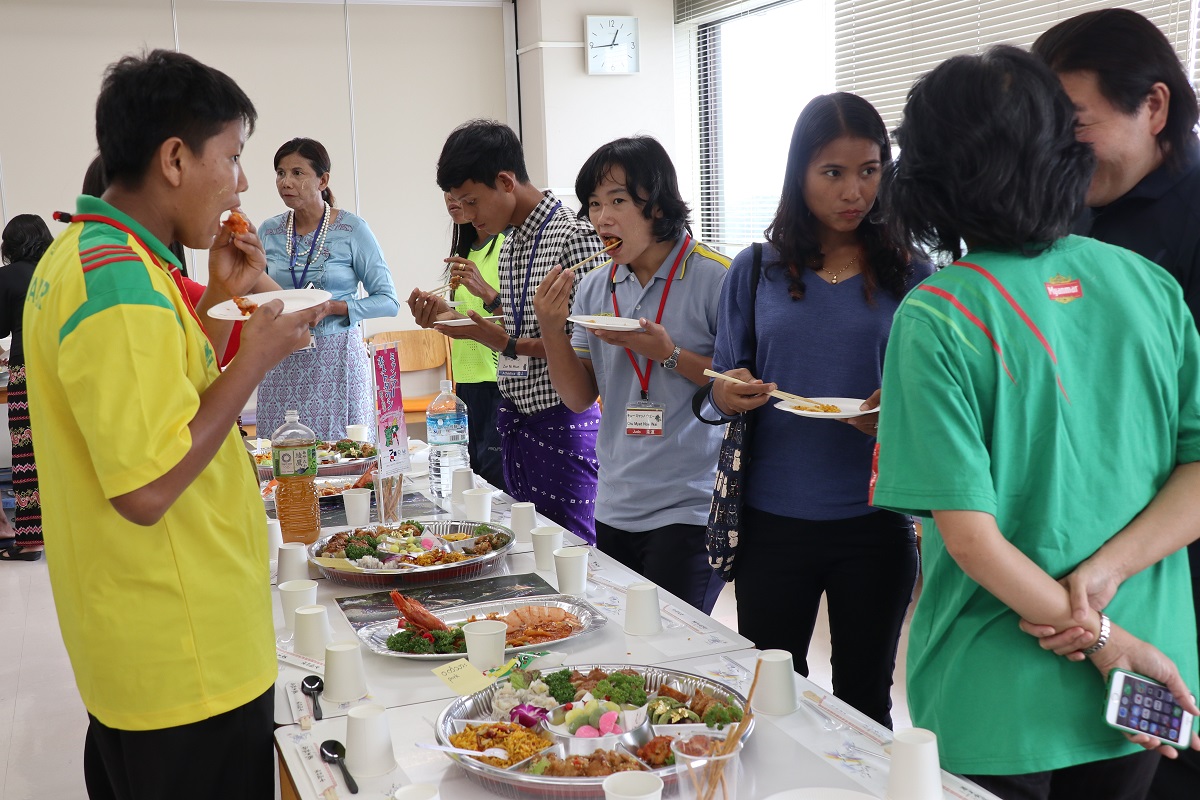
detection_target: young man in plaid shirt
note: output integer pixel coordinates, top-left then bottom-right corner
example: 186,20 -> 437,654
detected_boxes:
409,120 -> 606,542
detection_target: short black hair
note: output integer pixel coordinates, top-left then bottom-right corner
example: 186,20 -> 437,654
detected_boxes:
574,136 -> 691,242
81,155 -> 107,197
767,92 -> 913,301
274,138 -> 336,207
883,45 -> 1095,260
1033,9 -> 1199,172
96,49 -> 257,187
1,214 -> 53,266
436,120 -> 529,191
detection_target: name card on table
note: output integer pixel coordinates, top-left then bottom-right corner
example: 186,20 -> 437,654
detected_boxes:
278,648 -> 325,674
286,680 -> 314,729
433,658 -> 497,696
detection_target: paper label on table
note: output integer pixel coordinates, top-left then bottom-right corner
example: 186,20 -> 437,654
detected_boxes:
663,604 -> 715,633
278,647 -> 325,674
433,658 -> 498,696
286,681 -> 311,725
372,342 -> 411,478
295,740 -> 340,795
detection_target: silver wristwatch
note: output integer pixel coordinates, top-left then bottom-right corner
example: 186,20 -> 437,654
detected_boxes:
661,345 -> 682,370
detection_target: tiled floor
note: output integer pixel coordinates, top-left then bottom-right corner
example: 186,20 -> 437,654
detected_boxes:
0,561 -> 913,799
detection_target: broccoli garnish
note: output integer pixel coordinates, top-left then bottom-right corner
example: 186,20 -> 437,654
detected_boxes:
473,524 -> 492,536
429,628 -> 466,652
702,704 -> 743,729
594,674 -> 647,706
386,630 -> 433,654
545,669 -> 576,704
344,542 -> 374,560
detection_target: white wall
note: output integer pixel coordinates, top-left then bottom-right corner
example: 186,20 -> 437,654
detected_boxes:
0,0 -> 509,341
516,0 -> 677,206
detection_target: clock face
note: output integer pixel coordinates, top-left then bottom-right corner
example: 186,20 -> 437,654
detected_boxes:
586,16 -> 639,75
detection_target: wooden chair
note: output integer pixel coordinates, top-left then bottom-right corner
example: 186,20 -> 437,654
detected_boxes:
367,329 -> 453,424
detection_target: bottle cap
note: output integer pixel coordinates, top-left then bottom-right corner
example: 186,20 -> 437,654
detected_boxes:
440,379 -> 452,393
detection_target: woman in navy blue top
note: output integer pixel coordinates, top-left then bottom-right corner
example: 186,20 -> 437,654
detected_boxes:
711,93 -> 931,727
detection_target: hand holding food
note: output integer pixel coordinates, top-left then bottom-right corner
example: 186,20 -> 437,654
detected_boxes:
443,256 -> 495,301
592,318 -> 676,362
407,287 -> 453,328
841,388 -> 881,434
711,368 -> 777,415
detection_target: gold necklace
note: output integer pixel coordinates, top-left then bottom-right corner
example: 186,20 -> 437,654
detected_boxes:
821,256 -> 858,284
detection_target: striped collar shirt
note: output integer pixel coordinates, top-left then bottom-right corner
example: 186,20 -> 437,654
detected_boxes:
499,190 -> 605,416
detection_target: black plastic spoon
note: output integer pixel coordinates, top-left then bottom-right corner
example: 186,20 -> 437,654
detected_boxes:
320,739 -> 358,794
301,675 -> 324,721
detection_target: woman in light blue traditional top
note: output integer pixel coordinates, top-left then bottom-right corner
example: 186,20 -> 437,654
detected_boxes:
258,138 -> 399,441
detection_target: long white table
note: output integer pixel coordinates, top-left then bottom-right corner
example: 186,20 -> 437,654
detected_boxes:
275,650 -> 1001,800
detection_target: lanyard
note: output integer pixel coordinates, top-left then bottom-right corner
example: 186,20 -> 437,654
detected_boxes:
610,234 -> 690,400
510,201 -> 562,335
288,204 -> 327,289
59,212 -> 206,335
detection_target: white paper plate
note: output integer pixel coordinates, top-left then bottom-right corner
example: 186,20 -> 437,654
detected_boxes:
436,315 -> 504,327
567,315 -> 644,332
762,790 -> 877,800
208,288 -> 331,320
774,397 -> 876,420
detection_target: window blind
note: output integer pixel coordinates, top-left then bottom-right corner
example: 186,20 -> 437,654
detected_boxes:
835,1 -> 1199,132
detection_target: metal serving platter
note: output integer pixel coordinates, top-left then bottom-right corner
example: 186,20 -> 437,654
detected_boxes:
435,663 -> 753,798
307,520 -> 515,588
356,595 -> 607,660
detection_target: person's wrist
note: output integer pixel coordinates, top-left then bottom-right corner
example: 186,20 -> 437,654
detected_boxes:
483,293 -> 502,314
1082,611 -> 1112,657
501,336 -> 518,358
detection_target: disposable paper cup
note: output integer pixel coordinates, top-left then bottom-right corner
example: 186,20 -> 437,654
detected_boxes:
277,541 -> 310,584
343,488 -> 372,527
463,619 -> 508,671
509,502 -> 536,543
451,468 -> 475,505
887,728 -> 942,800
463,488 -> 492,523
344,704 -> 397,777
346,424 -> 370,442
266,517 -> 283,563
624,582 -> 663,636
672,735 -> 742,800
530,527 -> 564,571
603,770 -> 664,800
292,605 -> 330,660
278,579 -> 317,633
553,546 -> 589,597
393,786 -> 440,800
751,649 -> 799,715
323,641 -> 368,704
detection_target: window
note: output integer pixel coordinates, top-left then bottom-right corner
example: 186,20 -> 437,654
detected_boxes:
693,0 -> 835,254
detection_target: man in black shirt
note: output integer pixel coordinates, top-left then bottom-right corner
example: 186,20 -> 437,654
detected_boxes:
1035,10 -> 1200,795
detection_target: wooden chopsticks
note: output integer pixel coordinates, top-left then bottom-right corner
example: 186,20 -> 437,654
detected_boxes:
567,240 -> 621,272
702,369 -> 823,410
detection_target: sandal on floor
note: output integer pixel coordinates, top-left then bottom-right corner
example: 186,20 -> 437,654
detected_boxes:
0,538 -> 17,552
0,547 -> 42,561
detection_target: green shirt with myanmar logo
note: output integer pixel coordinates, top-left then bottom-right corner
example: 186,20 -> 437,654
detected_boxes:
872,235 -> 1200,775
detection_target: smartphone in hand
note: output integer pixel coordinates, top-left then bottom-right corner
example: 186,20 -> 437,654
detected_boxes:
1105,669 -> 1194,749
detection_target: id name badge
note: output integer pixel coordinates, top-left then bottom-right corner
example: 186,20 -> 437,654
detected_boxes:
292,329 -> 317,354
498,354 -> 530,378
626,402 -> 665,436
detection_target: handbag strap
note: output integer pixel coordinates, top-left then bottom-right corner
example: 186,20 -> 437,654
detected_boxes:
692,242 -> 763,424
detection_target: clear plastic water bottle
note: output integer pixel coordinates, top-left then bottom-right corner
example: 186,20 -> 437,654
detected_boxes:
271,409 -> 320,544
426,380 -> 470,499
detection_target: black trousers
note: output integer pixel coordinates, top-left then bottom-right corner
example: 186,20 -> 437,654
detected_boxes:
83,687 -> 274,800
456,381 -> 506,492
965,750 -> 1161,800
734,506 -> 918,728
595,520 -> 725,615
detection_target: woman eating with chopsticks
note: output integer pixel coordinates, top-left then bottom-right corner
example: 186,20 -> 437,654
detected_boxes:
709,93 -> 931,727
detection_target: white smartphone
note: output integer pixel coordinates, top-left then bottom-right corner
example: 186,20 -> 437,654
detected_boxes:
1105,669 -> 1194,749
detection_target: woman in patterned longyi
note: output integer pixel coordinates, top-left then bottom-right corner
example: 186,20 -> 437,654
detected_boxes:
0,214 -> 52,561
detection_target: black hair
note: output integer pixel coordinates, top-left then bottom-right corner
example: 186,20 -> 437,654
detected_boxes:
81,155 -> 107,197
274,138 -> 336,207
96,49 -> 257,187
882,45 -> 1095,260
573,136 -> 691,242
1,214 -> 53,266
766,92 -> 912,301
1034,8 -> 1199,173
436,120 -> 530,191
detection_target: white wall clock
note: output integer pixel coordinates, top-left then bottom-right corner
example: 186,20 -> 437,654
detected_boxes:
586,15 -> 640,75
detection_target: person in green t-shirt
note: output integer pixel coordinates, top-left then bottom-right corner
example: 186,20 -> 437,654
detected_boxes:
443,192 -> 507,491
873,45 -> 1200,797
